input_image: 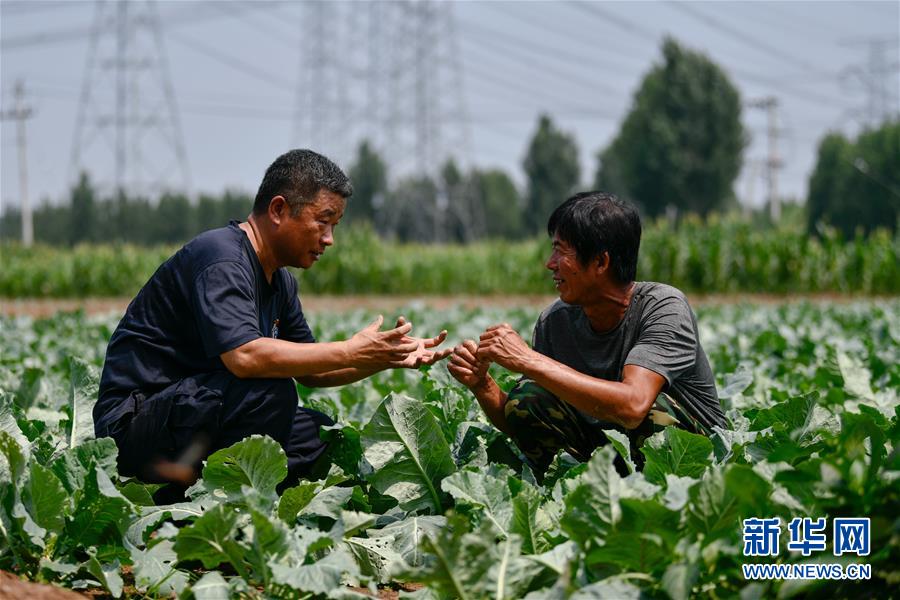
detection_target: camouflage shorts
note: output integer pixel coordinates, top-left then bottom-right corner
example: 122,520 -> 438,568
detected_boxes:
503,379 -> 710,476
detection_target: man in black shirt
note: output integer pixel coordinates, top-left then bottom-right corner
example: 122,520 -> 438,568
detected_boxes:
96,149 -> 450,494
448,192 -> 726,476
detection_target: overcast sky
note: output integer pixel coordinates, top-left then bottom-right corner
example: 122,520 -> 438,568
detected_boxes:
2,0 -> 898,214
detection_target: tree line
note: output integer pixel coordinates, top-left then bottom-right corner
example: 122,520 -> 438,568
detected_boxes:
2,38 -> 896,246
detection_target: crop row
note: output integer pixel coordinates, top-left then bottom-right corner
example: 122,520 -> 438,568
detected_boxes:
2,219 -> 898,297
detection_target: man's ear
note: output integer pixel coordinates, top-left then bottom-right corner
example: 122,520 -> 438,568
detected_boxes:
268,195 -> 288,225
595,251 -> 611,274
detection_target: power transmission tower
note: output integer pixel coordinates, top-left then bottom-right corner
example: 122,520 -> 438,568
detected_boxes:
383,1 -> 471,178
289,1 -> 471,241
379,1 -> 473,241
292,1 -> 471,180
70,0 -> 190,199
292,2 -> 369,169
0,79 -> 34,245
748,97 -> 783,221
840,36 -> 900,126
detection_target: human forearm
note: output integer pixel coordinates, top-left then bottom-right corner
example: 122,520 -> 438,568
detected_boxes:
518,354 -> 660,429
295,365 -> 383,388
448,340 -> 512,434
222,316 -> 420,379
476,324 -> 660,429
469,375 -> 512,435
223,337 -> 351,378
222,337 -> 385,379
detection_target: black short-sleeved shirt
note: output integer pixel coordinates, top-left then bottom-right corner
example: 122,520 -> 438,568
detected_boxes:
95,221 -> 315,428
532,281 -> 726,432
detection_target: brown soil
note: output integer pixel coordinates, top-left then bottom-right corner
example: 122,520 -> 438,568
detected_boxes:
348,582 -> 426,599
0,295 -> 556,319
0,571 -> 87,600
0,293 -> 886,319
0,569 -> 423,599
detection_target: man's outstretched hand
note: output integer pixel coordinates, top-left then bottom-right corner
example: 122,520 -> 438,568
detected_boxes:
347,315 -> 419,368
391,316 -> 452,368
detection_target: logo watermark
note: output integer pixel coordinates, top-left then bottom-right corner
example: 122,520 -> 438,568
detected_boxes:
741,517 -> 871,581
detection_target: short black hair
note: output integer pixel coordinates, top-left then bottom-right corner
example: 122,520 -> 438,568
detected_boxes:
547,191 -> 641,284
253,149 -> 353,215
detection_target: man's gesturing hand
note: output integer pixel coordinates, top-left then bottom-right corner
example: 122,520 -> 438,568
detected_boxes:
347,315 -> 420,368
476,323 -> 535,373
390,316 -> 452,368
448,339 -> 489,389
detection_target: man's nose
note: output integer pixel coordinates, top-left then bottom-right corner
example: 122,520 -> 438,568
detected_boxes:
545,252 -> 557,270
322,227 -> 334,246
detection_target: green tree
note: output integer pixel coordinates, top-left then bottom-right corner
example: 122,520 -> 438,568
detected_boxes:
473,169 -> 523,239
347,140 -> 387,226
194,189 -> 251,234
152,193 -> 194,243
851,121 -> 900,235
69,172 -> 97,245
523,114 -> 581,234
132,196 -> 157,245
196,193 -> 223,234
807,132 -> 853,234
442,159 -> 482,243
219,189 -> 252,224
595,37 -> 745,218
381,175 -> 438,242
808,121 -> 900,237
0,208 -> 20,241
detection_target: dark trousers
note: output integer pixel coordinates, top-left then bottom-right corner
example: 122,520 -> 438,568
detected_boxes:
503,379 -> 615,477
97,372 -> 334,491
503,379 -> 706,478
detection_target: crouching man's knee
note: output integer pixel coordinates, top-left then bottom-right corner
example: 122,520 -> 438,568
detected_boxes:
503,379 -> 563,428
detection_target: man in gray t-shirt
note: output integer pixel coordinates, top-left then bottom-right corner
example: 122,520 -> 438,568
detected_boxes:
448,191 -> 726,475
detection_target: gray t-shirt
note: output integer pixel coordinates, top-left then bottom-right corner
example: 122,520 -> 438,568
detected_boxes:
531,281 -> 725,432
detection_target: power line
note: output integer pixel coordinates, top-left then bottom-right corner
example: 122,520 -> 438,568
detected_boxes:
458,48 -> 621,118
457,18 -> 624,95
479,2 -> 649,73
564,0 -> 853,110
567,1 -> 659,41
666,1 -> 826,75
760,3 -> 850,39
2,24 -> 96,50
166,31 -> 295,93
0,1 -> 81,17
19,77 -> 619,128
204,0 -> 301,47
1,2 -> 259,51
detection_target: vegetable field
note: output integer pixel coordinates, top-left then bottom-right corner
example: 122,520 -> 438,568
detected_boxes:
1,301 -> 898,598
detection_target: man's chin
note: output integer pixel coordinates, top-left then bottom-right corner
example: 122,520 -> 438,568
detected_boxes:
558,292 -> 579,305
292,257 -> 314,270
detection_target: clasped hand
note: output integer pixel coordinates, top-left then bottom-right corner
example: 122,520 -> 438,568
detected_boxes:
448,323 -> 533,388
349,315 -> 451,369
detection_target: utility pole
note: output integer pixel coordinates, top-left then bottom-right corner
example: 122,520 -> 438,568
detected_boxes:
748,97 -> 783,221
1,79 -> 35,246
